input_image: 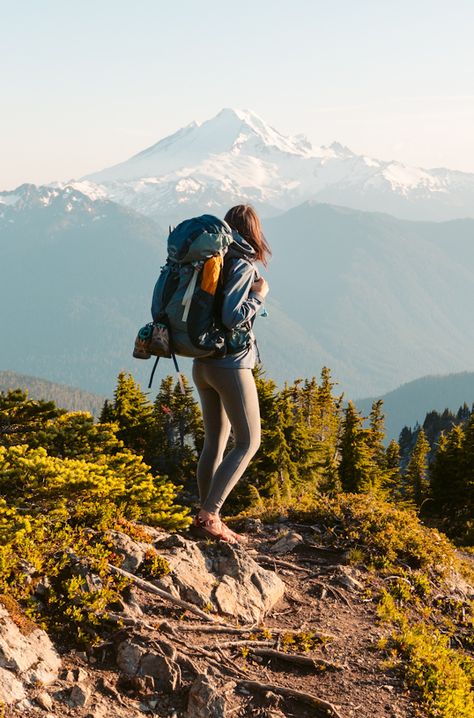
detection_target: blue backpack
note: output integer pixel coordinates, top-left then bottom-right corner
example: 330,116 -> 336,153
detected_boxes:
133,215 -> 234,387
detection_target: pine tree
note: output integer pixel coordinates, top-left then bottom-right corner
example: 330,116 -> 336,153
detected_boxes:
149,375 -> 203,485
430,428 -> 463,518
0,389 -> 64,447
225,369 -> 305,512
103,372 -> 154,455
338,402 -> 375,493
298,368 -> 342,492
99,398 -> 114,424
404,428 -> 430,507
241,369 -> 294,509
367,400 -> 386,470
385,439 -> 402,493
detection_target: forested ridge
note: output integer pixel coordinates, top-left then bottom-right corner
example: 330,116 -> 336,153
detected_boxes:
0,367 -> 473,717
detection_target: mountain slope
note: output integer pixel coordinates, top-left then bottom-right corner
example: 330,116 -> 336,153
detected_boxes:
0,371 -> 105,416
264,203 -> 474,396
2,186 -> 474,397
0,184 -> 339,395
356,372 -> 474,440
71,108 -> 474,222
0,184 -> 166,394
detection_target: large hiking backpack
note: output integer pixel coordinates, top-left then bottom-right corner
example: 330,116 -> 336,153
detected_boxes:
133,215 -> 234,387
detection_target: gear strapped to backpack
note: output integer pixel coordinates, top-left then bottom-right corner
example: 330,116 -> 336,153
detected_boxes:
133,214 -> 236,389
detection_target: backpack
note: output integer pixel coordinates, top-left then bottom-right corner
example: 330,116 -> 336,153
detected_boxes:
133,214 -> 234,388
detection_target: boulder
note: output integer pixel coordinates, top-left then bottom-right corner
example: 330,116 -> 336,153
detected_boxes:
0,604 -> 61,701
0,666 -> 26,704
153,534 -> 285,623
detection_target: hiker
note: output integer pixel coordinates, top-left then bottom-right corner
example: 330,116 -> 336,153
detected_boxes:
191,205 -> 271,544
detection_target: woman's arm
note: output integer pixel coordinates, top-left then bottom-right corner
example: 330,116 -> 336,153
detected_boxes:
221,258 -> 264,330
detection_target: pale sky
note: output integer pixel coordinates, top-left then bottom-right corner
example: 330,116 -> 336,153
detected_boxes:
1,0 -> 474,189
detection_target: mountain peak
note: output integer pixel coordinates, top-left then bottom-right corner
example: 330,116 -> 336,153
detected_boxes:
327,141 -> 355,157
84,108 -> 315,183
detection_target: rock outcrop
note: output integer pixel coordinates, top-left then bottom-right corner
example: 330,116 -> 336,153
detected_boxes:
0,603 -> 61,705
151,533 -> 285,624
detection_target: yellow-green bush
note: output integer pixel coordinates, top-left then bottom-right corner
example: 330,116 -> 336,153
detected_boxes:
0,427 -> 190,645
0,444 -> 189,530
379,609 -> 474,718
290,493 -> 456,575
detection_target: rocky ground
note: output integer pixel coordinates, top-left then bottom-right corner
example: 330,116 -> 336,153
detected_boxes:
2,516 -> 467,718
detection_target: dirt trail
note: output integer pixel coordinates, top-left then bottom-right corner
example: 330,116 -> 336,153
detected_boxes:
5,519 -> 424,718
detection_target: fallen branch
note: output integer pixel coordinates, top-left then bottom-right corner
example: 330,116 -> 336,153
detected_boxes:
107,563 -> 217,623
246,647 -> 341,671
237,679 -> 344,718
310,579 -> 352,607
172,622 -> 335,642
254,554 -> 311,574
209,640 -> 274,649
175,623 -> 258,635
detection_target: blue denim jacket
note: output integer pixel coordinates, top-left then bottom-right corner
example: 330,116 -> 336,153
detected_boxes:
195,231 -> 263,369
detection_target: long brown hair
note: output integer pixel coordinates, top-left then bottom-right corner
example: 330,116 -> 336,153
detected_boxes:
224,205 -> 272,266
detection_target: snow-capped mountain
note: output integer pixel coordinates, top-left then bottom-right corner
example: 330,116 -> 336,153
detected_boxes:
63,107 -> 474,222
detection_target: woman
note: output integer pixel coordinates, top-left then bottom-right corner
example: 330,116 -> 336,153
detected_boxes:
191,205 -> 271,544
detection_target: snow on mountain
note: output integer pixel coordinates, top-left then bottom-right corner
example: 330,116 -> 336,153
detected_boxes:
6,108 -> 474,222
77,108 -> 474,221
0,183 -> 98,213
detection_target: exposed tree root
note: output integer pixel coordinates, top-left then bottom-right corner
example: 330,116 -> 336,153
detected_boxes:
107,564 -> 218,622
254,554 -> 311,573
244,647 -> 342,671
237,679 -> 345,718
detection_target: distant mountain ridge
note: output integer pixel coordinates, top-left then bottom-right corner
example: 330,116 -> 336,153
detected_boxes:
356,372 -> 474,440
65,107 -> 474,223
0,371 -> 105,416
2,186 -> 474,397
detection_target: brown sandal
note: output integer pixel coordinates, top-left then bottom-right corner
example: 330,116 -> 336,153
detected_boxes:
221,521 -> 249,545
189,513 -> 237,543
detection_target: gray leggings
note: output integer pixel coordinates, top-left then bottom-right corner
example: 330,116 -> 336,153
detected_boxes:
192,362 -> 261,514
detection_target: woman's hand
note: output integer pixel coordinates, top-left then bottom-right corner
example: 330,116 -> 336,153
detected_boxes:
251,277 -> 269,300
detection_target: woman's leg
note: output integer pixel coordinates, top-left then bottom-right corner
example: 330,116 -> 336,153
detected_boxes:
192,361 -> 231,504
200,367 -> 261,514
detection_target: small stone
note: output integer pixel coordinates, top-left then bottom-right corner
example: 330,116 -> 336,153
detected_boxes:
36,691 -> 54,710
61,669 -> 75,682
335,567 -> 364,591
85,705 -> 108,718
69,683 -> 91,707
16,698 -> 36,711
117,640 -> 145,676
74,667 -> 88,682
268,531 -> 303,554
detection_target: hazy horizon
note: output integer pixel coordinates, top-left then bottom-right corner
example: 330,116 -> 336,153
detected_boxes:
1,0 -> 474,189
